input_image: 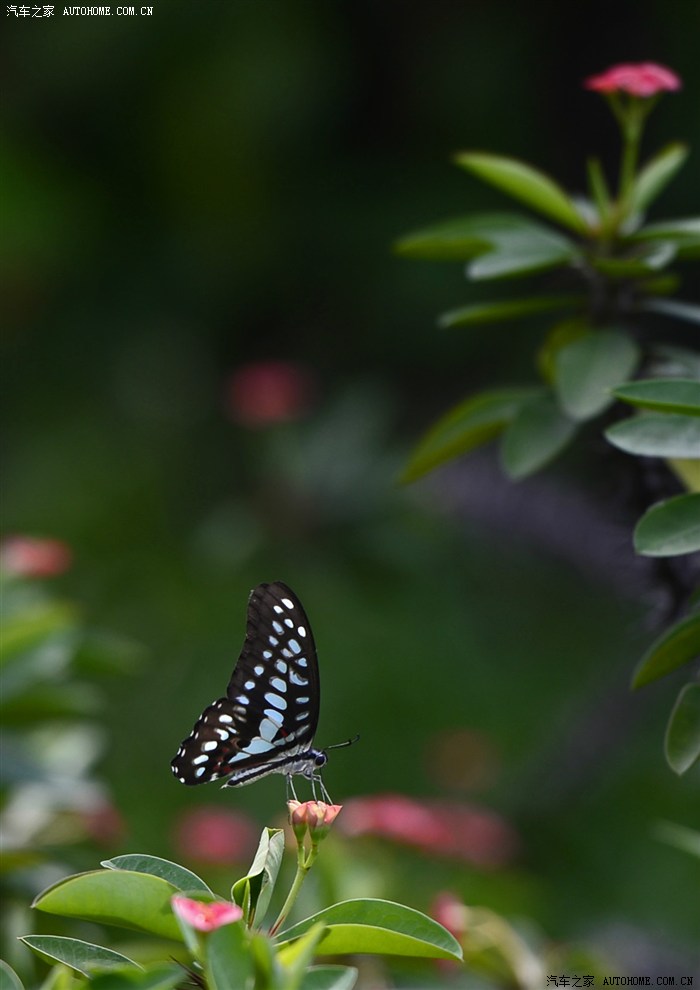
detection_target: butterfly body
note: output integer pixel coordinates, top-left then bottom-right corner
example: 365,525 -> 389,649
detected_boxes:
171,581 -> 332,799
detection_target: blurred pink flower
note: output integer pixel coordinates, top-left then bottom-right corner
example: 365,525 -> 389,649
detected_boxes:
0,535 -> 72,578
431,891 -> 469,940
339,793 -> 518,868
173,806 -> 257,864
81,800 -> 127,846
225,360 -> 314,427
171,895 -> 242,932
584,62 -> 681,97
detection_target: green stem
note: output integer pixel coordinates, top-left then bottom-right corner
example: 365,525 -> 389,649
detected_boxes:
269,844 -> 318,936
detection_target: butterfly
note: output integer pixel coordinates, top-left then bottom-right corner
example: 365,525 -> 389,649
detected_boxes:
171,581 -> 355,803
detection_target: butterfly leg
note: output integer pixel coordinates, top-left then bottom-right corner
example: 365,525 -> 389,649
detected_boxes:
311,773 -> 332,805
286,774 -> 299,802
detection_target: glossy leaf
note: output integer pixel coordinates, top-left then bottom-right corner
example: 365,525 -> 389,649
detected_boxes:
277,923 -> 327,990
0,962 -> 24,990
589,241 -> 676,277
613,379 -> 700,417
634,493 -> 700,557
605,414 -> 700,458
19,938 -> 140,978
401,388 -> 541,483
205,921 -> 253,990
554,330 -> 640,420
454,152 -> 588,234
632,217 -> 700,258
279,899 -> 462,961
232,827 -> 284,927
299,967 -> 358,990
396,212 -> 578,279
32,870 -> 182,941
500,396 -> 576,479
629,143 -> 689,214
101,854 -> 213,897
665,684 -> 700,775
641,298 -> 700,325
632,611 -> 700,689
438,295 -> 581,329
467,229 -> 577,280
653,821 -> 700,860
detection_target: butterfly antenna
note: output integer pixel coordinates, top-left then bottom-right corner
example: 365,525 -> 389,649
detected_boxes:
325,734 -> 360,751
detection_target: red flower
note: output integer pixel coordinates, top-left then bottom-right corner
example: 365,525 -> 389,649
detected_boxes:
584,62 -> 681,97
0,535 -> 72,578
172,807 -> 257,864
171,895 -> 242,932
339,794 -> 517,868
225,361 -> 314,427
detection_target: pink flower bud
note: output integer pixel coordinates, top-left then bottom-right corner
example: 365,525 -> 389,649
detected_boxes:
171,895 -> 243,932
286,800 -> 342,842
584,62 -> 681,98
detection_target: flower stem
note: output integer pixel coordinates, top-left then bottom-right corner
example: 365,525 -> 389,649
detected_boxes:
269,844 -> 318,937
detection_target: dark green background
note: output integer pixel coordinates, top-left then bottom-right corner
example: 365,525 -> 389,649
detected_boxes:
3,0 -> 698,966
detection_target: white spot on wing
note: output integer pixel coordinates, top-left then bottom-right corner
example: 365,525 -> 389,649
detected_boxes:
203,740 -> 218,752
193,754 -> 208,765
195,766 -> 206,778
265,691 -> 287,710
273,621 -> 283,634
270,676 -> 286,693
275,660 -> 288,675
289,638 -> 301,654
219,714 -> 233,724
298,625 -> 307,637
254,664 -> 264,675
281,598 -> 294,609
290,670 -> 309,686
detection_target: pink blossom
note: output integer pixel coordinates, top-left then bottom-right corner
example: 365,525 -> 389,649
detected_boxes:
80,800 -> 126,846
171,895 -> 243,932
172,807 -> 257,864
584,62 -> 681,97
288,800 -> 342,841
225,361 -> 314,427
339,794 -> 517,868
0,535 -> 72,578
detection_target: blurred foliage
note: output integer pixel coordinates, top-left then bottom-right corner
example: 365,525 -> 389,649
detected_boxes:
2,0 -> 700,984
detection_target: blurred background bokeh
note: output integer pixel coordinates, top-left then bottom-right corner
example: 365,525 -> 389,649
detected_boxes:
2,0 -> 699,982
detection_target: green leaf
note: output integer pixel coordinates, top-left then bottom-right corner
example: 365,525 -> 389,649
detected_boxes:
19,938 -> 140,978
586,157 -> 612,228
665,684 -> 700,775
101,855 -> 213,897
653,821 -> 700,860
205,921 -> 253,990
631,216 -> 700,259
0,602 -> 77,664
231,828 -> 284,927
630,143 -> 689,214
613,379 -> 700,416
500,396 -> 576,479
589,241 -> 676,277
632,612 -> 700,688
0,961 -> 25,990
634,493 -> 700,557
641,298 -> 700,325
32,870 -> 182,941
554,330 -> 640,420
396,212 -> 578,278
299,968 -> 358,990
279,899 -> 462,962
605,413 -> 700,458
401,388 -> 541,483
439,295 -> 581,329
277,924 -> 327,990
454,152 -> 588,234
89,965 -> 183,990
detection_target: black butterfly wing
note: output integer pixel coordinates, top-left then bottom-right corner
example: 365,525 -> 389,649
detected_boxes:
171,581 -> 320,786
